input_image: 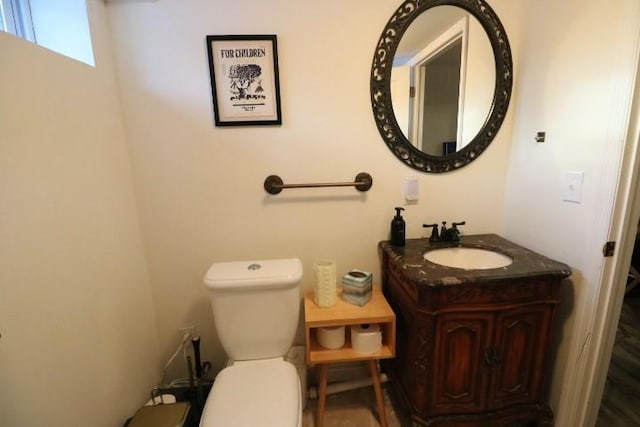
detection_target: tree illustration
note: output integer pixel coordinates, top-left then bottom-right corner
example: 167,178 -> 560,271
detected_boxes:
228,64 -> 262,99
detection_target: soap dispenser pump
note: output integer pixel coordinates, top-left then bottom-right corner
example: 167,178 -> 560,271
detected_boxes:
391,207 -> 406,246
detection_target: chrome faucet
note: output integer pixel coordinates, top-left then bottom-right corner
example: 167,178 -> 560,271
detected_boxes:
423,221 -> 466,242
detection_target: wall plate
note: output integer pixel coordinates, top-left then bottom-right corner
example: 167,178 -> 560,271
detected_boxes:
404,177 -> 419,202
563,171 -> 584,203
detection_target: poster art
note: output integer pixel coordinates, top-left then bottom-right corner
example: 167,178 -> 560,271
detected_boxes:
206,35 -> 282,126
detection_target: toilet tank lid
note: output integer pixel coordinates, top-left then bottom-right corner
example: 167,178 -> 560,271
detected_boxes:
204,258 -> 303,290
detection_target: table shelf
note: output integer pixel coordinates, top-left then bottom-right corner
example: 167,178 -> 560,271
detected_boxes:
303,287 -> 396,427
303,288 -> 396,365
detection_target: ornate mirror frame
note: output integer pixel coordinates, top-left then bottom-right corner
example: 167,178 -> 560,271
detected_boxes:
371,0 -> 513,173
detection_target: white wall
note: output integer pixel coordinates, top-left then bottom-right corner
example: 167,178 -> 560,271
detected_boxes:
0,2 -> 159,426
106,0 -> 516,375
503,0 -> 640,424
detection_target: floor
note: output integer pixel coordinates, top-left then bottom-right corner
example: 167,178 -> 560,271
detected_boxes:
302,385 -> 409,427
596,289 -> 640,426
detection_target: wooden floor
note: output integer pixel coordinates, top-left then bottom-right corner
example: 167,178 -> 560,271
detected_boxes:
303,385 -> 409,427
596,290 -> 640,426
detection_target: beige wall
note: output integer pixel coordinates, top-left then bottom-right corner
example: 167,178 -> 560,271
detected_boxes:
106,0 -> 515,374
0,2 -> 159,426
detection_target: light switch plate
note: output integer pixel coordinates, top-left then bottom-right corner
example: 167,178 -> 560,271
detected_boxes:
404,177 -> 419,202
563,171 -> 584,203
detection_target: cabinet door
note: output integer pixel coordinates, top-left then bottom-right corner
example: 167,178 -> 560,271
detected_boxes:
430,312 -> 494,414
488,305 -> 552,409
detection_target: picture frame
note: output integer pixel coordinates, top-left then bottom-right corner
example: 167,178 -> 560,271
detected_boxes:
206,35 -> 282,126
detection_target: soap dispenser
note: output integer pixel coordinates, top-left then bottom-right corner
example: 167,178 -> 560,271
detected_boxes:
390,207 -> 406,246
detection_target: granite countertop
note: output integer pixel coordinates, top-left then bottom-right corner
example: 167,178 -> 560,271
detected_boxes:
379,234 -> 572,287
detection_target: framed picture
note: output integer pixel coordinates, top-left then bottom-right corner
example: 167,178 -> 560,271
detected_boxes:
206,35 -> 282,126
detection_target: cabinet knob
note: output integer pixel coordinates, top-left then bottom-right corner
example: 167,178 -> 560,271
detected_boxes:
483,348 -> 493,368
483,347 -> 502,369
492,348 -> 502,366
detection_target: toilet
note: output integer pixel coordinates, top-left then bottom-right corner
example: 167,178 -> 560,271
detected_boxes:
199,258 -> 304,427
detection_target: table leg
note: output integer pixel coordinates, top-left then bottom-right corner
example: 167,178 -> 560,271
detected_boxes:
317,364 -> 329,427
367,359 -> 388,427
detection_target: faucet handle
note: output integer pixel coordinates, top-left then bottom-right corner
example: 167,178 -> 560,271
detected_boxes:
423,223 -> 439,241
452,221 -> 466,230
448,221 -> 465,242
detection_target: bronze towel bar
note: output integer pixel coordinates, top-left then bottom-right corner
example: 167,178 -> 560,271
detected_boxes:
263,172 -> 373,195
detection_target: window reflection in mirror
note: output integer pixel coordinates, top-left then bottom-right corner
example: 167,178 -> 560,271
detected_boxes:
391,6 -> 495,157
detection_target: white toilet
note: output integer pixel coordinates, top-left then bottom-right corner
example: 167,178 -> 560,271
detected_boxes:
199,258 -> 304,427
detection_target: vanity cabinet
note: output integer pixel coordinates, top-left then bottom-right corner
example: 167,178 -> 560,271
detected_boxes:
380,235 -> 571,427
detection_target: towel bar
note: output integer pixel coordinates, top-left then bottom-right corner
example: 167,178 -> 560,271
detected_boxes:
263,172 -> 373,195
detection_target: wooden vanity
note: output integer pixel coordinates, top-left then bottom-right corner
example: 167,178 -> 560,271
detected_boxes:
379,234 -> 571,427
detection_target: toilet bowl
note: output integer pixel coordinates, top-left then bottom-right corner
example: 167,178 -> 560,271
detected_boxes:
199,358 -> 301,427
201,258 -> 304,427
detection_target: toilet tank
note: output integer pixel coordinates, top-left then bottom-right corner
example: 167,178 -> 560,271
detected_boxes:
204,258 -> 303,361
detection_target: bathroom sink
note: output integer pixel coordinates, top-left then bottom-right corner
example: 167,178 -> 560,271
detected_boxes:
423,247 -> 513,270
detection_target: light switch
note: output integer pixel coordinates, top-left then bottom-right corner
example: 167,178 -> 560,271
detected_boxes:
563,171 -> 584,203
404,176 -> 419,202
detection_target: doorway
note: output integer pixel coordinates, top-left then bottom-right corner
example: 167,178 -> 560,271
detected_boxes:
414,38 -> 462,155
596,250 -> 640,425
584,41 -> 640,425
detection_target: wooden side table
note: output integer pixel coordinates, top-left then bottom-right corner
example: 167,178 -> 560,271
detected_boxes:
304,288 -> 396,427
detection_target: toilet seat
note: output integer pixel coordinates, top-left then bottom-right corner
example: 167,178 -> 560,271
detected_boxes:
199,357 -> 301,427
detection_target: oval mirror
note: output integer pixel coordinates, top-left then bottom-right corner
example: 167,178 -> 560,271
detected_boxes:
371,0 -> 512,173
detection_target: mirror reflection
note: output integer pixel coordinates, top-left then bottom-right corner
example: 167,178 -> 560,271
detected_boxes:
370,0 -> 512,173
391,6 -> 495,157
